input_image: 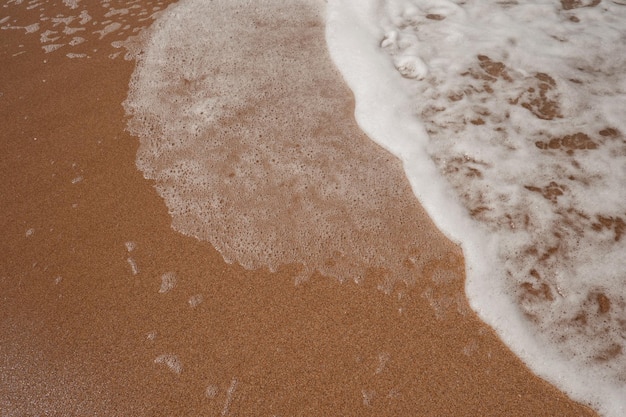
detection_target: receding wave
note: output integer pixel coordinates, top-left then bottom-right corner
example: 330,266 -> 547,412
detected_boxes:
327,0 -> 626,415
123,0 -> 455,289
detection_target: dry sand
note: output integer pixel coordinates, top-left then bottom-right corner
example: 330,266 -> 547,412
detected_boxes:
0,1 -> 599,416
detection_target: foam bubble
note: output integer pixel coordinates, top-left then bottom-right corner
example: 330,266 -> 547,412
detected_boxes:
158,271 -> 176,293
24,22 -> 39,33
154,353 -> 182,374
188,294 -> 203,308
63,0 -> 80,10
222,378 -> 238,416
0,0 -> 164,59
362,389 -> 376,406
42,44 -> 63,53
375,352 -> 390,374
124,241 -> 136,252
205,384 -> 218,399
68,36 -> 85,46
127,257 -> 139,275
65,52 -> 86,59
94,22 -> 121,39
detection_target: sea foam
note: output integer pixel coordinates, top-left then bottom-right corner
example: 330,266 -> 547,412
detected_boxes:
121,0 -> 625,414
0,0 -> 167,58
326,0 -> 626,415
123,0 -> 456,289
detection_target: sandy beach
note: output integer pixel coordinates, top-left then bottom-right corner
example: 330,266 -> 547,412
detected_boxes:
0,1 -> 599,415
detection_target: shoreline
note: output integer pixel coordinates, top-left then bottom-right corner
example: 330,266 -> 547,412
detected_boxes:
0,1 -> 599,415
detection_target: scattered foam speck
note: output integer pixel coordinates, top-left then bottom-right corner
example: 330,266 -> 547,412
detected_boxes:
127,257 -> 139,275
362,389 -> 376,407
124,241 -> 136,252
205,384 -> 218,399
65,52 -> 86,58
188,293 -> 203,308
154,353 -> 182,374
42,44 -> 63,53
94,21 -> 121,39
0,0 -> 169,59
222,378 -> 238,416
375,352 -> 390,375
158,271 -> 176,293
63,0 -> 80,10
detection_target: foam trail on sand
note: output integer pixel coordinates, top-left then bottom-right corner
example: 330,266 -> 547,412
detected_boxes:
0,0 -> 167,58
124,0 -> 454,289
122,0 -> 625,414
326,1 -> 626,416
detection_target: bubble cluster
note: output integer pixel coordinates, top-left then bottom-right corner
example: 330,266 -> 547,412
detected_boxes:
124,0 -> 447,289
327,0 -> 626,415
0,0 -> 169,58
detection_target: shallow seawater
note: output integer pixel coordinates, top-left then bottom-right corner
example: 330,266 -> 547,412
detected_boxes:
122,0 -> 453,291
327,0 -> 626,416
31,0 -> 621,415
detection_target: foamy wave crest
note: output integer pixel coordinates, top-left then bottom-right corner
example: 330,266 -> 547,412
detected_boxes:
327,0 -> 626,415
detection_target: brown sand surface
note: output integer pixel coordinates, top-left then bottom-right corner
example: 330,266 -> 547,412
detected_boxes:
0,1 -> 599,416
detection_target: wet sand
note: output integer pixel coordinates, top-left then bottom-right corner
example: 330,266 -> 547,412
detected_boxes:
0,1 -> 599,416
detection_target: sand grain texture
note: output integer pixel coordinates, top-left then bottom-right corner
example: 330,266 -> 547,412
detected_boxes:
0,1 -> 598,416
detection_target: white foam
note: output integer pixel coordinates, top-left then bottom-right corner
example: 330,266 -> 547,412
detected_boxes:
375,352 -> 390,374
188,294 -> 203,308
362,389 -> 376,406
127,257 -> 139,275
158,271 -> 176,294
205,384 -> 219,399
26,2 -> 43,11
114,0 -> 625,414
78,10 -> 91,25
39,29 -> 59,43
222,378 -> 238,416
1,0 -> 162,59
62,0 -> 80,10
63,26 -> 84,35
94,22 -> 121,39
124,241 -> 136,252
24,22 -> 38,33
327,0 -> 626,415
124,0 -> 459,291
69,36 -> 85,46
43,43 -> 60,53
154,353 -> 182,374
105,8 -> 129,18
51,16 -> 75,26
122,2 -> 625,413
